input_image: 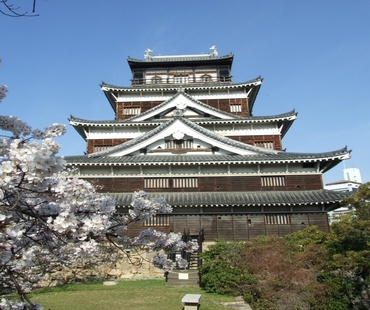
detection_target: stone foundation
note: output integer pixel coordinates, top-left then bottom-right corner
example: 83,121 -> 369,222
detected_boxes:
37,251 -> 164,288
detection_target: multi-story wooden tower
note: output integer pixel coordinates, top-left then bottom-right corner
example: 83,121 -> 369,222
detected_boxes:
67,47 -> 350,241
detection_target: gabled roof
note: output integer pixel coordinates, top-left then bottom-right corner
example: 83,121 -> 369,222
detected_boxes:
65,147 -> 350,173
69,110 -> 297,127
69,109 -> 297,141
107,190 -> 347,211
125,90 -> 240,122
100,78 -> 263,114
87,116 -> 278,158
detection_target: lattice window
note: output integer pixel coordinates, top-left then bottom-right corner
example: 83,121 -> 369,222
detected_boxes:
165,139 -> 193,149
174,75 -> 188,84
144,215 -> 170,227
261,176 -> 286,187
202,75 -> 212,82
265,214 -> 291,225
93,145 -> 112,152
182,139 -> 193,148
255,141 -> 274,149
123,107 -> 141,115
230,104 -> 242,113
165,140 -> 175,149
173,178 -> 198,188
144,178 -> 169,188
152,76 -> 162,84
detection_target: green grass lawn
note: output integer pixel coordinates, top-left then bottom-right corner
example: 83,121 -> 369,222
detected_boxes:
28,279 -> 235,310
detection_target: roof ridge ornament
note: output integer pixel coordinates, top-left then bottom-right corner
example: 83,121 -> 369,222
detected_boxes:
172,130 -> 185,140
176,102 -> 187,110
142,47 -> 219,60
173,107 -> 185,118
209,45 -> 218,57
144,48 -> 153,59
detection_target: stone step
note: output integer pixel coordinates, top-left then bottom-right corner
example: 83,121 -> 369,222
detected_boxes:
166,271 -> 200,287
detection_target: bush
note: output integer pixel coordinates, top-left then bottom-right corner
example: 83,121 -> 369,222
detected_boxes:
199,240 -> 257,295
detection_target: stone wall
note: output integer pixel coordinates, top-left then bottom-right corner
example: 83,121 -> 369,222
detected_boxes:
38,251 -> 164,288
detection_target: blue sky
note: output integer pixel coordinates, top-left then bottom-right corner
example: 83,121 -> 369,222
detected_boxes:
1,0 -> 369,184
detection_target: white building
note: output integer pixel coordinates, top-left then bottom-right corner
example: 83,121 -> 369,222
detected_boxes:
325,168 -> 362,223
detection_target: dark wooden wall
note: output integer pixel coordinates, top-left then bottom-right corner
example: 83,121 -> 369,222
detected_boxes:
199,98 -> 249,116
116,101 -> 162,120
116,97 -> 249,120
124,213 -> 329,240
87,139 -> 129,154
228,135 -> 282,150
91,175 -> 323,193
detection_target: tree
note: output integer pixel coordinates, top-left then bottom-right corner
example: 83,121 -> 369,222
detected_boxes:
343,182 -> 370,221
0,60 -> 197,309
0,0 -> 38,17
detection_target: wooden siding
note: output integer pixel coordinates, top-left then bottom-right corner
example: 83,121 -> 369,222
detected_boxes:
124,221 -> 171,238
116,98 -> 249,119
198,98 -> 249,116
89,175 -> 323,193
116,101 -> 162,120
228,135 -> 282,150
87,139 -> 129,154
123,213 -> 329,241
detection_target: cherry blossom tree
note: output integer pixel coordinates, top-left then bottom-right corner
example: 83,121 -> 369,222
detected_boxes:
0,60 -> 197,309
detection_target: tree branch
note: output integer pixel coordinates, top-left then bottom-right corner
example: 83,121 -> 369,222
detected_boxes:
0,0 -> 39,17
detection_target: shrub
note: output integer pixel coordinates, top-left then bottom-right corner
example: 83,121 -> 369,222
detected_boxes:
199,240 -> 257,295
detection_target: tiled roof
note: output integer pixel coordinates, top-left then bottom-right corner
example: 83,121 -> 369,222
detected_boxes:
69,110 -> 297,127
125,90 -> 241,122
86,117 -> 278,157
107,190 -> 347,208
127,53 -> 234,66
65,147 -> 350,165
100,77 -> 262,92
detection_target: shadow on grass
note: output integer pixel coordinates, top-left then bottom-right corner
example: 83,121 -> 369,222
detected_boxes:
29,279 -> 235,310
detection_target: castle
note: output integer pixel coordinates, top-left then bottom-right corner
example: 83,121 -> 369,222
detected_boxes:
66,47 -> 350,241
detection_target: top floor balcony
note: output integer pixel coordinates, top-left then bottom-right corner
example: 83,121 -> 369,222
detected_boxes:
131,75 -> 232,87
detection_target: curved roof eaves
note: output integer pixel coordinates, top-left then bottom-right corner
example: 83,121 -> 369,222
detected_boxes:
94,189 -> 347,207
127,53 -> 234,63
100,77 -> 262,92
69,110 -> 298,127
65,146 -> 350,165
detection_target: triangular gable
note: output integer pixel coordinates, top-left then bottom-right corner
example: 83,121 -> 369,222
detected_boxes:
125,90 -> 240,122
89,116 -> 278,158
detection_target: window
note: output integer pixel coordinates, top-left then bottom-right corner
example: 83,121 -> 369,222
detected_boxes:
93,145 -> 112,152
230,104 -> 242,113
174,75 -> 188,84
132,70 -> 144,84
255,141 -> 274,149
165,140 -> 175,149
152,76 -> 162,84
182,139 -> 193,148
123,107 -> 141,115
173,178 -> 198,188
261,176 -> 286,187
219,67 -> 231,82
144,215 -> 170,226
201,75 -> 212,82
265,214 -> 291,225
165,139 -> 193,149
144,178 -> 169,188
